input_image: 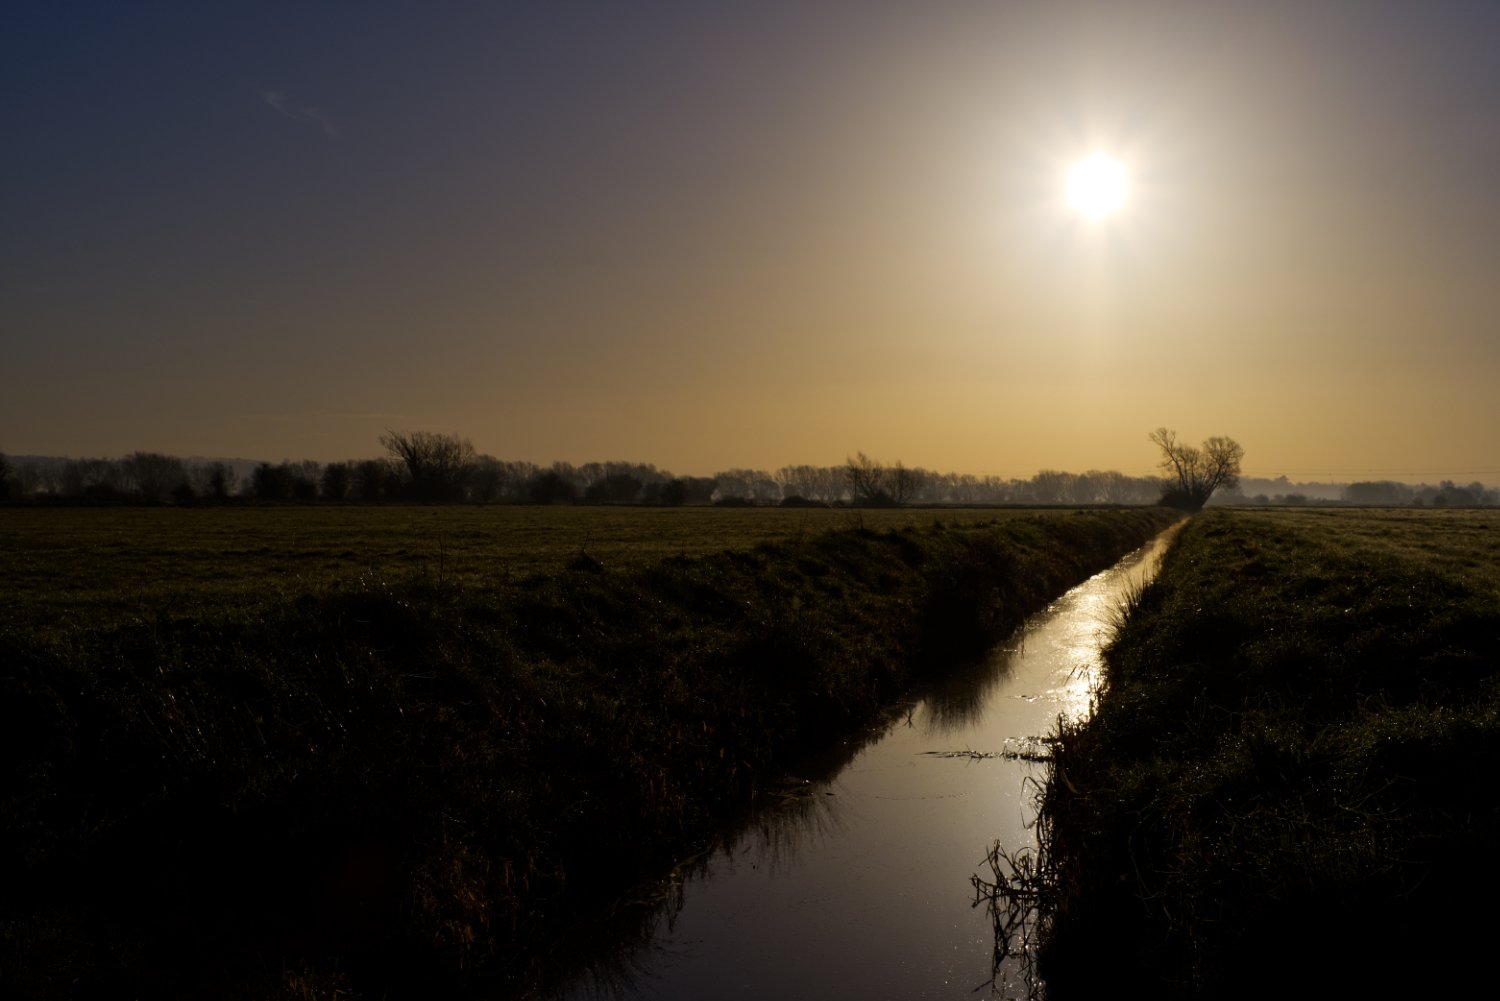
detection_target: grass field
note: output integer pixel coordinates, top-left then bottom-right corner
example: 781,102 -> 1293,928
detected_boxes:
0,504 -> 1177,999
1033,507 -> 1500,998
0,505 -> 1042,628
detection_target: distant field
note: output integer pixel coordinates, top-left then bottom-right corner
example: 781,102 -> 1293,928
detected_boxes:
0,504 -> 1078,628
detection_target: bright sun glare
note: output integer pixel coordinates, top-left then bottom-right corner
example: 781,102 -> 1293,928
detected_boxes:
1067,154 -> 1127,219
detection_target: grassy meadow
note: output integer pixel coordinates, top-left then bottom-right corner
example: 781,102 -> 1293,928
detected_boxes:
1035,508 -> 1500,998
1,504 -> 1040,628
0,503 -> 1177,999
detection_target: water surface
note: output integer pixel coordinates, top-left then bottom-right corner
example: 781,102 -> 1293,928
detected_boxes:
567,530 -> 1177,999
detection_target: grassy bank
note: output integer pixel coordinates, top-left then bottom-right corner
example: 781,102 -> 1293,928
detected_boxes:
1,506 -> 1175,999
1036,509 -> 1500,998
0,504 -> 1048,630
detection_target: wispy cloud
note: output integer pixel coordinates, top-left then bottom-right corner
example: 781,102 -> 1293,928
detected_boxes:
263,90 -> 340,138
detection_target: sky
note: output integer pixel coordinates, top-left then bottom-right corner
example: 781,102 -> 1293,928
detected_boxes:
5,1 -> 1500,482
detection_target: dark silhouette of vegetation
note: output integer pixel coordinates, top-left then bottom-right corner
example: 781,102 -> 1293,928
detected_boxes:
122,450 -> 187,503
9,440 -> 1493,511
354,458 -> 401,500
0,451 -> 10,500
320,461 -> 353,501
1149,427 -> 1244,510
528,469 -> 577,505
35,431 -> 1458,510
844,451 -> 888,504
889,461 -> 927,505
199,461 -> 237,501
775,463 -> 841,501
249,461 -> 320,501
843,453 -> 931,507
583,472 -> 644,504
380,429 -> 475,501
712,467 -> 779,503
0,507 -> 1176,998
251,462 -> 294,501
466,456 -> 506,503
1024,509 -> 1500,998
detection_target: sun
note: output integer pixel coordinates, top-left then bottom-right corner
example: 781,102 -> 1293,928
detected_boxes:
1067,154 -> 1127,219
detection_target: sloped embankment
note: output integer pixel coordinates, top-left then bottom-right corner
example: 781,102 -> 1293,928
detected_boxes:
1,507 -> 1176,998
1039,509 -> 1500,998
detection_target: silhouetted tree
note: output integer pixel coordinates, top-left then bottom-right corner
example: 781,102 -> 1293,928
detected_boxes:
123,451 -> 187,503
584,473 -> 643,504
940,472 -> 1011,505
528,470 -> 577,505
0,451 -> 10,500
353,459 -> 401,501
1090,470 -> 1135,504
888,462 -> 927,505
465,455 -> 506,503
782,465 -> 843,503
1150,428 -> 1244,510
1343,480 -> 1411,506
282,460 -> 321,501
58,458 -> 128,501
658,476 -> 714,506
844,453 -> 925,506
775,465 -> 821,501
1023,470 -> 1080,504
711,468 -> 779,504
189,461 -> 237,501
251,462 -> 295,501
845,452 -> 890,505
490,460 -> 537,502
1422,480 -> 1485,507
320,462 -> 353,501
380,430 -> 475,501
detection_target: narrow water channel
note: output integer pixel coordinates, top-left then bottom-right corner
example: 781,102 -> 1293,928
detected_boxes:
563,529 -> 1178,1000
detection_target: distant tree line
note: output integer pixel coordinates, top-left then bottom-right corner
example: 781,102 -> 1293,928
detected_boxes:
1340,479 -> 1499,507
1208,477 -> 1500,507
7,436 -> 1488,509
0,435 -> 1169,507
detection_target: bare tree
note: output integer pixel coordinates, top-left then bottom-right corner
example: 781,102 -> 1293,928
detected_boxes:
1091,470 -> 1135,505
465,455 -> 506,503
1025,469 -> 1079,504
844,452 -> 888,505
1150,428 -> 1245,510
122,451 -> 187,503
188,461 -> 238,501
353,458 -> 401,501
320,462 -> 353,501
712,468 -> 762,503
499,460 -> 538,501
380,430 -> 476,501
845,453 -> 928,506
888,462 -> 927,505
251,462 -> 294,501
528,469 -> 577,505
775,464 -> 820,501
